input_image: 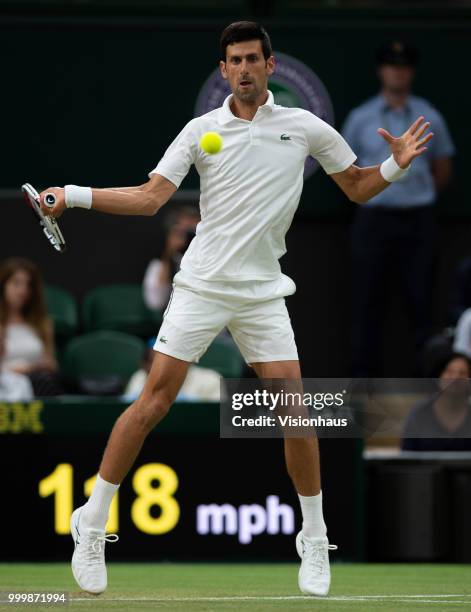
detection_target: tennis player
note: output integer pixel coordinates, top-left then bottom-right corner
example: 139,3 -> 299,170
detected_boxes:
40,21 -> 433,597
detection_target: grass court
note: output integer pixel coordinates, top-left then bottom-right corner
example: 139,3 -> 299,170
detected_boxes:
1,563 -> 471,611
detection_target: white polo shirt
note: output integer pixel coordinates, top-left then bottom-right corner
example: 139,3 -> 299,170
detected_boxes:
150,90 -> 356,284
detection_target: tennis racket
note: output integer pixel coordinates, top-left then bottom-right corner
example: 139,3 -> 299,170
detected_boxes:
21,183 -> 66,253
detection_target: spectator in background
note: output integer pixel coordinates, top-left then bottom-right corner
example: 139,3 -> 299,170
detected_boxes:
143,205 -> 199,311
0,258 -> 63,395
124,338 -> 222,402
401,350 -> 471,451
343,41 -> 455,376
453,308 -> 471,360
0,325 -> 33,401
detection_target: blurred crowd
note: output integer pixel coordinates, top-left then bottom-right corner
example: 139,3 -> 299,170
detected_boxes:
0,204 -> 227,404
0,258 -> 61,401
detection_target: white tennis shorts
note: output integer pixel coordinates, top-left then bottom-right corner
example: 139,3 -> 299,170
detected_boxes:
154,271 -> 298,364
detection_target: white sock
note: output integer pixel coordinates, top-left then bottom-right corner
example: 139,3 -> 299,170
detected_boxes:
81,474 -> 120,531
298,490 -> 327,539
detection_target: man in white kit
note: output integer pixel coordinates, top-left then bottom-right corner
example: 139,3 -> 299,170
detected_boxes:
40,21 -> 433,597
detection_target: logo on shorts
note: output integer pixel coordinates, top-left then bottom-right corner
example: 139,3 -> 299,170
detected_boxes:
194,51 -> 334,179
280,134 -> 291,141
159,336 -> 168,344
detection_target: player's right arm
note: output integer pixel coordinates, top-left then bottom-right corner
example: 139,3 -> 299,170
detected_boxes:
331,116 -> 433,204
40,118 -> 198,219
39,174 -> 176,218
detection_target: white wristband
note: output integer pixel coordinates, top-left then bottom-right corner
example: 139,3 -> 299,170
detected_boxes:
380,155 -> 410,183
64,185 -> 93,209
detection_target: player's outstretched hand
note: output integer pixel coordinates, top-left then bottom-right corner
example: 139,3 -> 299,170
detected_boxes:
39,187 -> 66,218
377,116 -> 434,169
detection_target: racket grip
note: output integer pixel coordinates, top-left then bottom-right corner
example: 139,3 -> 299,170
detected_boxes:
44,192 -> 56,207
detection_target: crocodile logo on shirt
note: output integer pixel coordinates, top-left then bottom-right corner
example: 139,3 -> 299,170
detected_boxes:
280,134 -> 291,141
159,336 -> 168,344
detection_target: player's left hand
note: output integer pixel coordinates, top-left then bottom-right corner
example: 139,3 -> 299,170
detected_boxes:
377,116 -> 434,169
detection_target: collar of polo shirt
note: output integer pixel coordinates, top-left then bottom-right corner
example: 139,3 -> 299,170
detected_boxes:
217,90 -> 275,125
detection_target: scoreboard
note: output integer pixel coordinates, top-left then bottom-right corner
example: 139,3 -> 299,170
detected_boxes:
0,398 -> 364,561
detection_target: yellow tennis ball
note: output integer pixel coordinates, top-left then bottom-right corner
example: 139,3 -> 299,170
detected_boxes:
199,131 -> 223,155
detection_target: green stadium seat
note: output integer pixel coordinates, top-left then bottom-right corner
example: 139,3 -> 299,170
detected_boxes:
199,335 -> 244,378
82,284 -> 162,338
44,285 -> 78,340
63,330 -> 145,383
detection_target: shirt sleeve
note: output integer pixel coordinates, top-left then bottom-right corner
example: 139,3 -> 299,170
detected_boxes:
148,119 -> 198,188
303,111 -> 357,175
453,308 -> 471,359
428,108 -> 455,160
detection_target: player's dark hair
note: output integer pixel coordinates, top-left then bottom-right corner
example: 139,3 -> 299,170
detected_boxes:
220,21 -> 272,62
422,342 -> 471,379
0,257 -> 49,343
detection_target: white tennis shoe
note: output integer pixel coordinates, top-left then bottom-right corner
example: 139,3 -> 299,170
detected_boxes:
296,532 -> 337,596
70,506 -> 118,594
